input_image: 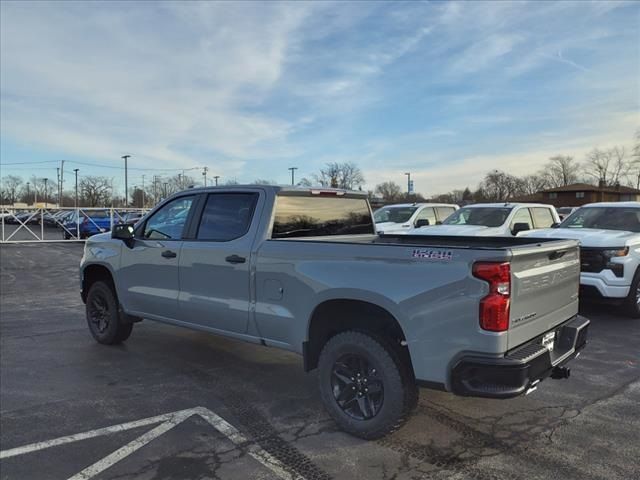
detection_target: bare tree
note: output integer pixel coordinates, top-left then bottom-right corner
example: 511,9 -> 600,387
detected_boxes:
131,187 -> 145,208
1,175 -> 23,204
477,170 -> 525,202
374,181 -> 402,201
630,129 -> 640,188
540,156 -> 579,188
304,162 -> 365,189
251,179 -> 278,185
520,174 -> 548,195
80,176 -> 111,207
583,147 -> 630,186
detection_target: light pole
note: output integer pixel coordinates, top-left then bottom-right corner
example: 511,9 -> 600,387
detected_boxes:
59,160 -> 65,207
43,178 -> 49,208
153,176 -> 158,204
26,182 -> 30,206
163,182 -> 168,198
142,174 -> 146,208
404,172 -> 411,194
74,169 -> 79,209
122,155 -> 131,206
202,167 -> 208,187
288,167 -> 298,186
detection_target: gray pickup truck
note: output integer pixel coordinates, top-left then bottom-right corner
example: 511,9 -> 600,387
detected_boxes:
80,186 -> 589,439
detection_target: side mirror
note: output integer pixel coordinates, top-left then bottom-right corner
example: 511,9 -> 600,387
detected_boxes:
415,219 -> 430,228
112,223 -> 135,247
512,222 -> 530,235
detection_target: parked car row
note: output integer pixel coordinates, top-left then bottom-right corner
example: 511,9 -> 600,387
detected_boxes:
374,201 -> 640,317
1,208 -> 148,239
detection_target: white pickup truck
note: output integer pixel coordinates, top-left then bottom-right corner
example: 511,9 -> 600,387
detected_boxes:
520,202 -> 640,317
402,203 -> 560,237
374,203 -> 458,234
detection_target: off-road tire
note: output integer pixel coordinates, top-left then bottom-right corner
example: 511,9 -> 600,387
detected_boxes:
86,281 -> 133,344
623,269 -> 640,318
318,330 -> 418,439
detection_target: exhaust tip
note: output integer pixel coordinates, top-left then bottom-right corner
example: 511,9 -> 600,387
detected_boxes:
551,366 -> 570,379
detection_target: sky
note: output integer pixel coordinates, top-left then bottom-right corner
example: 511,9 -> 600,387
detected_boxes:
1,0 -> 639,196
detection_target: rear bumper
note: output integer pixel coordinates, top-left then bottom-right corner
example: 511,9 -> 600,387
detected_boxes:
451,315 -> 589,399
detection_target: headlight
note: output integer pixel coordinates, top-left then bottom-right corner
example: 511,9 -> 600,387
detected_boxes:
602,247 -> 628,278
602,247 -> 629,259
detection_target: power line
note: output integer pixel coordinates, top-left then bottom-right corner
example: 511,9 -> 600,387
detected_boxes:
0,160 -> 60,166
1,160 -> 203,172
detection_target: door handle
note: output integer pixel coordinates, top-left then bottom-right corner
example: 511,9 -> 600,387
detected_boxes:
161,250 -> 177,258
225,254 -> 246,264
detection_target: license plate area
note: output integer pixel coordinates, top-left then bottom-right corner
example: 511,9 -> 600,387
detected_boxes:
542,331 -> 556,352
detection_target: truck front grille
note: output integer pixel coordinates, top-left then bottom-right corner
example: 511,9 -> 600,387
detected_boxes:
580,248 -> 606,273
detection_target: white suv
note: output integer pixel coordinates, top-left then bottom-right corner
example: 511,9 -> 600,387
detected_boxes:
373,203 -> 458,234
403,203 -> 560,237
520,202 -> 640,317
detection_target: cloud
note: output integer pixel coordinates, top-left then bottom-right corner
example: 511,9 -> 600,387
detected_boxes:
1,0 -> 638,192
450,34 -> 524,74
0,1 -> 316,168
363,109 -> 639,196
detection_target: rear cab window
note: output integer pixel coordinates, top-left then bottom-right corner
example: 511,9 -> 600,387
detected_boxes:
272,195 -> 374,238
196,193 -> 259,241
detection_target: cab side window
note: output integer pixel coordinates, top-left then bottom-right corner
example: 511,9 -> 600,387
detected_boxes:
531,207 -> 555,228
196,193 -> 258,241
510,208 -> 533,232
436,207 -> 456,223
143,196 -> 194,240
415,207 -> 436,226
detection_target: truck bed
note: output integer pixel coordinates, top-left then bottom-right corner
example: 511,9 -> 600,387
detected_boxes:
279,233 -> 571,250
373,234 -> 566,249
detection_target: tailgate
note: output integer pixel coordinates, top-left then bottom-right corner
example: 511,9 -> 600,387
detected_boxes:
508,239 -> 580,349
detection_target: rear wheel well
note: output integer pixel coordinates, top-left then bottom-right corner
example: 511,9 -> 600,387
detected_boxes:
304,299 -> 414,378
82,265 -> 116,303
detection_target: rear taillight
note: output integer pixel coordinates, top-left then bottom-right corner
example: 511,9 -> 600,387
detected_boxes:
472,262 -> 510,332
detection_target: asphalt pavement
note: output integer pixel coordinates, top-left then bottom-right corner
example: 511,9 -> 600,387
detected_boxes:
0,243 -> 638,480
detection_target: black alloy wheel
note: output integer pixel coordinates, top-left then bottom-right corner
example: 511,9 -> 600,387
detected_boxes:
88,292 -> 111,334
331,353 -> 384,420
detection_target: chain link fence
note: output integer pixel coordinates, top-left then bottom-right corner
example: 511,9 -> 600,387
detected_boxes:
0,207 -> 149,243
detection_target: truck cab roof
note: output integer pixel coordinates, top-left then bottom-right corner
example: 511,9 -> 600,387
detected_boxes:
464,202 -> 556,209
178,185 -> 369,198
581,201 -> 640,208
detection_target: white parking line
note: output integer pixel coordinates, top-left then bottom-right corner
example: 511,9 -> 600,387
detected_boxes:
0,409 -> 187,459
68,412 -> 191,480
0,406 -> 305,480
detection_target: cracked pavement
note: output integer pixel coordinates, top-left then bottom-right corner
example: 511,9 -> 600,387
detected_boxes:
1,243 -> 638,479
